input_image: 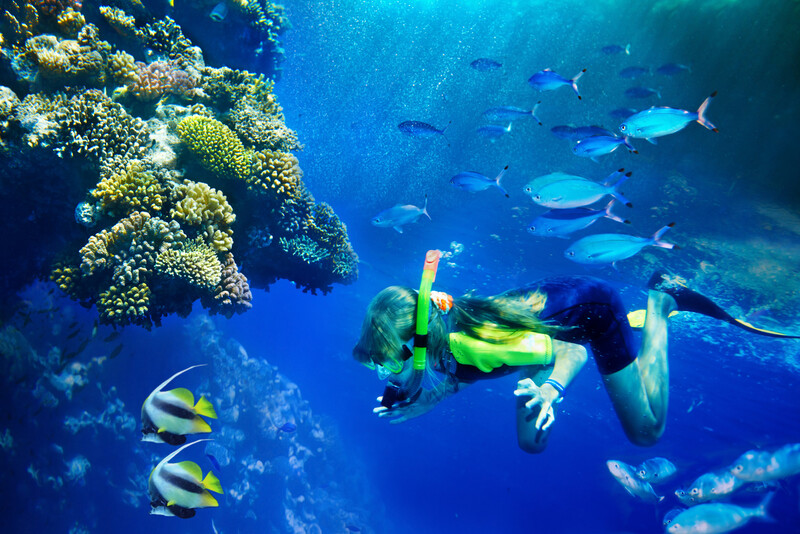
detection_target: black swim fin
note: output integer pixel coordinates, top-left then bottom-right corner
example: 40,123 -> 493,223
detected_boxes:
648,272 -> 800,339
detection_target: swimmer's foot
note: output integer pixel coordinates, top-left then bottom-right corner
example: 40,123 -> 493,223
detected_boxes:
646,271 -> 800,339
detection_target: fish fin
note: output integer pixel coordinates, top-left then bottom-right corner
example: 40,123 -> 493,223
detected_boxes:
625,44 -> 631,55
571,68 -> 586,99
192,418 -> 213,434
202,470 -> 224,494
422,194 -> 431,220
495,165 -> 510,197
174,461 -> 204,481
603,200 -> 629,224
758,492 -> 776,521
651,222 -> 676,249
533,101 -> 542,125
144,365 -> 207,409
194,396 -> 217,419
200,492 -> 220,508
590,157 -> 600,163
610,172 -> 634,207
623,136 -> 637,153
602,168 -> 625,187
168,387 -> 196,407
154,439 -> 213,473
166,500 -> 177,507
646,137 -> 658,145
393,226 -> 404,234
696,91 -> 718,132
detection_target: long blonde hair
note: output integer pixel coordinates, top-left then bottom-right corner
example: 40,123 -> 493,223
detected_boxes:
352,286 -> 560,371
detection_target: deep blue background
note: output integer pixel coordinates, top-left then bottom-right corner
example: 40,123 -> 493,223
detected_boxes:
3,0 -> 800,532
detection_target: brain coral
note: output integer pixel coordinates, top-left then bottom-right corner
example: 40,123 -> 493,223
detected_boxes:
177,115 -> 250,182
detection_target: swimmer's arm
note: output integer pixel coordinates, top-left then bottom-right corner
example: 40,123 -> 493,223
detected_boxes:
543,339 -> 588,400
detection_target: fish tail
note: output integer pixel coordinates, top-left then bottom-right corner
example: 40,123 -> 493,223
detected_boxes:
651,222 -> 676,249
505,122 -> 512,133
532,101 -> 542,125
623,136 -> 638,153
696,91 -> 719,132
495,165 -> 510,197
422,194 -> 431,220
194,396 -> 217,419
624,44 -> 631,55
757,492 -> 776,521
610,171 -> 633,207
571,68 -> 586,99
603,200 -> 630,225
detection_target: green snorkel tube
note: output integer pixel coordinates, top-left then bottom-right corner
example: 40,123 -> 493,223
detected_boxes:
380,250 -> 441,408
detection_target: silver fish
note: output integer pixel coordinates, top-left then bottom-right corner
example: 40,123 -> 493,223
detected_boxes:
606,460 -> 664,503
371,196 -> 430,233
636,457 -> 677,483
482,103 -> 541,124
523,169 -> 632,209
730,443 -> 800,482
450,166 -> 509,197
667,493 -> 773,534
675,468 -> 745,506
565,223 -> 676,265
619,92 -> 717,143
527,200 -> 628,238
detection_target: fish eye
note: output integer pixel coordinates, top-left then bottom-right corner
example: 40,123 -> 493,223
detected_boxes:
567,251 -> 574,256
620,124 -> 627,131
547,228 -> 553,233
690,488 -> 698,495
529,226 -> 535,232
524,187 -> 531,193
533,194 -> 540,200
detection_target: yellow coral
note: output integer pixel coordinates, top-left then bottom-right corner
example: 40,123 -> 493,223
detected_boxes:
56,7 -> 84,38
108,50 -> 138,85
155,239 -> 222,289
99,6 -> 139,40
97,282 -> 151,326
91,159 -> 166,217
170,179 -> 235,252
50,262 -> 82,298
177,115 -> 250,182
249,149 -> 308,201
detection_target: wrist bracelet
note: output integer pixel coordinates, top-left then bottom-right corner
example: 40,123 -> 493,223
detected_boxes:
544,378 -> 565,397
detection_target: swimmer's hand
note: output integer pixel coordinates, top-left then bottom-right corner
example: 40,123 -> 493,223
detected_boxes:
372,393 -> 437,424
514,378 -> 559,431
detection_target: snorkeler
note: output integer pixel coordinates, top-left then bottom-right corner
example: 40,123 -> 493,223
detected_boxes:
353,250 -> 798,453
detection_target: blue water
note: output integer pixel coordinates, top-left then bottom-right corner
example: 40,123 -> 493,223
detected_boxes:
2,0 -> 800,533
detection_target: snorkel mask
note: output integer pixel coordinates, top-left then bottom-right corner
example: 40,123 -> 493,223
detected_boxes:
380,250 -> 441,408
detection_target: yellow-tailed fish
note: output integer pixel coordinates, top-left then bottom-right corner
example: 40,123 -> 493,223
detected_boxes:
149,439 -> 222,518
142,365 -> 217,445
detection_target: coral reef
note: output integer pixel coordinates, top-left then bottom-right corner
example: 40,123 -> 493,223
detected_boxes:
0,2 -> 357,326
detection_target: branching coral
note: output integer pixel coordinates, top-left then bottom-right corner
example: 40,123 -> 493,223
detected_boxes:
90,159 -> 167,218
169,179 -> 235,252
107,50 -> 138,85
177,115 -> 250,182
249,149 -> 314,232
202,252 -> 253,318
230,96 -> 301,152
98,6 -> 138,40
48,89 -> 150,163
96,282 -> 151,327
3,1 -> 41,47
55,7 -> 84,38
155,238 -> 222,290
138,17 -> 199,69
127,60 -> 200,101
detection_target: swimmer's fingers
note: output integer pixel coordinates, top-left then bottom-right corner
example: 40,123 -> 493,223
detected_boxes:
513,378 -> 539,397
536,404 -> 556,431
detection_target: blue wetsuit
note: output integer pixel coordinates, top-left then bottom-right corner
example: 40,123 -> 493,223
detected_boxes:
453,276 -> 637,382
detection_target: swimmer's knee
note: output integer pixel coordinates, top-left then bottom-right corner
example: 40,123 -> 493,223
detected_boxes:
621,422 -> 664,447
518,435 -> 548,454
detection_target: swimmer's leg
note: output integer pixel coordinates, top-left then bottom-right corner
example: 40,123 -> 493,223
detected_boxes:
602,290 -> 677,446
516,366 -> 555,454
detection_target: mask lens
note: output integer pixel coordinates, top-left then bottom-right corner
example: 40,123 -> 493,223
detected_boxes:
376,366 -> 392,380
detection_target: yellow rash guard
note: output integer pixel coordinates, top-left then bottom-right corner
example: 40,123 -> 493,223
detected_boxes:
448,331 -> 553,373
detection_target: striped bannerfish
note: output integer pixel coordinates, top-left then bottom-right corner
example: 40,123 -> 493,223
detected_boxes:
149,439 -> 223,518
141,365 -> 218,445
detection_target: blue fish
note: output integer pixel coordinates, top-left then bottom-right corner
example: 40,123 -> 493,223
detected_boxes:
619,92 -> 718,143
619,66 -> 649,79
398,120 -> 449,139
565,223 -> 676,265
528,68 -> 586,100
527,200 -> 629,238
657,63 -> 691,76
524,169 -> 633,209
470,58 -> 502,71
550,125 -> 613,141
371,196 -> 430,233
476,123 -> 512,139
279,422 -> 297,433
572,135 -> 636,161
625,86 -> 661,99
601,44 -> 630,55
550,125 -> 578,140
450,165 -> 509,197
482,103 -> 542,124
609,107 -> 637,120
574,125 -> 616,139
666,493 -> 774,534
